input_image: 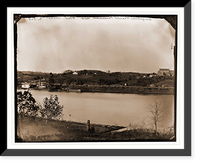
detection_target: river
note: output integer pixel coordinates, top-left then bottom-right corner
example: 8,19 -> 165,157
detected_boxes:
20,90 -> 174,129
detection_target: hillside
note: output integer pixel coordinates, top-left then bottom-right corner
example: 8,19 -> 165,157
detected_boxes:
154,79 -> 175,87
17,69 -> 174,88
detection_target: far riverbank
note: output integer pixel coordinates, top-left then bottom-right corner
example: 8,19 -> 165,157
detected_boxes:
75,85 -> 174,95
18,85 -> 174,95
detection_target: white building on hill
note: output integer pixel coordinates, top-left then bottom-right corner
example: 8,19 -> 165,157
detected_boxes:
73,71 -> 78,75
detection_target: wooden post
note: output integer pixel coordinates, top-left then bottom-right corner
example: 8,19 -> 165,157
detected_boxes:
86,120 -> 90,131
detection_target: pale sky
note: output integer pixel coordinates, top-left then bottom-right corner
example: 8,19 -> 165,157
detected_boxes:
17,16 -> 175,73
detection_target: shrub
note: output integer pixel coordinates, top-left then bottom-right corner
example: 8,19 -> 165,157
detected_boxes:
39,94 -> 64,120
90,125 -> 95,133
17,91 -> 40,116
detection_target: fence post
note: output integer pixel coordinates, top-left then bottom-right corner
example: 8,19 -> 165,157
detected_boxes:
86,120 -> 90,131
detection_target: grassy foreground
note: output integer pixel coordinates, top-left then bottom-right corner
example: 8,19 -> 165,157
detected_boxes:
16,114 -> 175,142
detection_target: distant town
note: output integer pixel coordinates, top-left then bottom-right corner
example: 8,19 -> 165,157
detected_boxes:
17,68 -> 174,94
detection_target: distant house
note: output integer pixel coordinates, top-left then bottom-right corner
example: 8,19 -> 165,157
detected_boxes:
22,83 -> 30,89
73,71 -> 78,75
158,69 -> 170,76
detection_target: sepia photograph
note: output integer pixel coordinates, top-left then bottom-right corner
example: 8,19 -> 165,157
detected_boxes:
15,14 -> 176,142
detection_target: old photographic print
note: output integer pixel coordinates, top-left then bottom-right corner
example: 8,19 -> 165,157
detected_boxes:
15,14 -> 176,142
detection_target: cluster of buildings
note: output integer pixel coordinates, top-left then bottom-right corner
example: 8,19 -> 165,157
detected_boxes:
140,69 -> 174,78
21,80 -> 47,89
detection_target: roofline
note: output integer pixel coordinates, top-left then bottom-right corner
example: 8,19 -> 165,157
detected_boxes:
159,69 -> 170,70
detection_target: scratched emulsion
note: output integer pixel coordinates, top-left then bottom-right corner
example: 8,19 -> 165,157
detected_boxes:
17,16 -> 175,73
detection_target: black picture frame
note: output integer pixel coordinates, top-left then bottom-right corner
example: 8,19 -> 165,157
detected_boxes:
2,2 -> 191,156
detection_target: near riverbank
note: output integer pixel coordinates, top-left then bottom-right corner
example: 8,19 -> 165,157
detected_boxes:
16,114 -> 175,142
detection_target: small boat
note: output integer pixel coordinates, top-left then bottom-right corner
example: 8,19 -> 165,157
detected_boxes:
68,89 -> 81,93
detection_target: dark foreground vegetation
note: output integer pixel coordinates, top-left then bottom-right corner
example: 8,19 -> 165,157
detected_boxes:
17,70 -> 174,88
17,114 -> 175,142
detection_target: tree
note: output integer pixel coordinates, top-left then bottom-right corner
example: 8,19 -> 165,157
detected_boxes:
39,94 -> 64,120
17,91 -> 40,116
77,79 -> 84,85
48,72 -> 54,89
147,98 -> 166,134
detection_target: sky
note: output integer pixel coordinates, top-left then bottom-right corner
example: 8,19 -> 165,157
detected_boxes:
17,16 -> 175,73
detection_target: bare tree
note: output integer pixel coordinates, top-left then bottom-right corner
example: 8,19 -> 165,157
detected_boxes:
147,98 -> 166,134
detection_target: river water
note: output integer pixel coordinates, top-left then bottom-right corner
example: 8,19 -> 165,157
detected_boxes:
20,90 -> 174,129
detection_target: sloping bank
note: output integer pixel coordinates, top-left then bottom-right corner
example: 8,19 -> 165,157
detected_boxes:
17,114 -> 175,142
16,114 -> 124,142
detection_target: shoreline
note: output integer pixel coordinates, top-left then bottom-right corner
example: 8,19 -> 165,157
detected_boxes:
18,86 -> 174,95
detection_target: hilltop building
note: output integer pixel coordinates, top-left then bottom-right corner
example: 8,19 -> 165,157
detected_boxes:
158,69 -> 169,76
158,69 -> 174,76
73,71 -> 78,75
107,70 -> 111,73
